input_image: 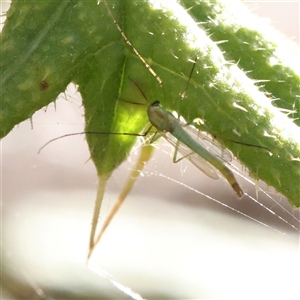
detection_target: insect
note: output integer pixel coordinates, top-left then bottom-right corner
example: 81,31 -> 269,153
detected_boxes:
146,99 -> 243,196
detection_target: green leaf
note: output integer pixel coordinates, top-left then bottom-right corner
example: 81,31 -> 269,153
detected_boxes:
1,0 -> 299,206
180,0 -> 300,126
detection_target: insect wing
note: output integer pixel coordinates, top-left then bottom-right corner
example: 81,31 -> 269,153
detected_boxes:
162,132 -> 219,180
182,125 -> 232,163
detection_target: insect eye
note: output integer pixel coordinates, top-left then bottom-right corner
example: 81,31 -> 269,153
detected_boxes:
152,100 -> 160,106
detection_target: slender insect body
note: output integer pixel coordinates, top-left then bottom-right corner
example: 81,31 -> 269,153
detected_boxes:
147,100 -> 243,197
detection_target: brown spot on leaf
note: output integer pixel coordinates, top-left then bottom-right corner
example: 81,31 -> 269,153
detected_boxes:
39,80 -> 49,91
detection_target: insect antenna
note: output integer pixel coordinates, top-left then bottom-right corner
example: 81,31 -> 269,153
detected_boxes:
118,98 -> 147,107
128,77 -> 150,103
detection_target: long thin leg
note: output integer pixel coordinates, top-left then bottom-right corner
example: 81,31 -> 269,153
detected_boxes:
180,57 -> 198,102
